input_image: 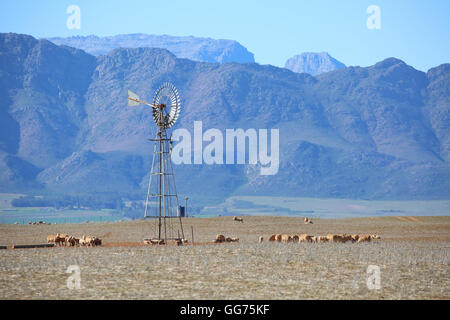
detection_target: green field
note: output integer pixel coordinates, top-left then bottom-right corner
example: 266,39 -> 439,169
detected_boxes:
2,193 -> 449,223
0,193 -> 124,224
201,196 -> 450,218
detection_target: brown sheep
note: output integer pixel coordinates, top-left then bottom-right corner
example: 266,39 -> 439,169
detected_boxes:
47,235 -> 56,243
318,236 -> 329,243
327,234 -> 344,243
216,234 -> 226,243
85,235 -> 95,246
341,234 -> 353,243
351,234 -> 360,242
275,234 -> 282,242
299,234 -> 313,243
291,235 -> 299,243
93,238 -> 102,246
65,236 -> 75,247
55,234 -> 66,246
268,234 -> 276,242
281,234 -> 292,243
233,216 -> 244,223
357,234 -> 372,243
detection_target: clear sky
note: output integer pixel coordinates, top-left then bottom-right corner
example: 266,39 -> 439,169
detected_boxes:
0,0 -> 448,71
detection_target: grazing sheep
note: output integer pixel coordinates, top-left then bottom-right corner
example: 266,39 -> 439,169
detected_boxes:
291,235 -> 299,243
358,234 -> 372,243
258,236 -> 264,243
216,234 -> 226,243
299,234 -> 313,243
275,234 -> 282,242
233,216 -> 244,223
318,236 -> 329,243
341,234 -> 353,243
47,235 -> 56,243
55,234 -> 66,246
281,234 -> 292,243
268,234 -> 276,242
79,235 -> 87,246
327,234 -> 344,243
351,234 -> 360,242
371,234 -> 381,240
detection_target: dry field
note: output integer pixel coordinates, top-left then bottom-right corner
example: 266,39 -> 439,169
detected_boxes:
0,216 -> 449,299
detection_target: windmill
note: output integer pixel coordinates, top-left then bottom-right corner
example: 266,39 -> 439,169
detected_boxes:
128,83 -> 184,243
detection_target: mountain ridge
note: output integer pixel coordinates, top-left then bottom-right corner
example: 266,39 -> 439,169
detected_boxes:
46,33 -> 255,64
1,33 -> 449,203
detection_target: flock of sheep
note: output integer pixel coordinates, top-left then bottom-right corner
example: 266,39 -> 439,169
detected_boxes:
47,233 -> 102,247
213,234 -> 240,243
260,233 -> 380,243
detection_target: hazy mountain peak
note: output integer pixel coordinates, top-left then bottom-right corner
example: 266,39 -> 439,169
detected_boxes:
46,33 -> 255,64
284,52 -> 346,76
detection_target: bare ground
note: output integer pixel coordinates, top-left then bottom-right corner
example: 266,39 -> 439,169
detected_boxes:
0,216 -> 449,299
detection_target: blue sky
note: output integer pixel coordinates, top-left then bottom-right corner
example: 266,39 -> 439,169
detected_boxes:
0,0 -> 448,71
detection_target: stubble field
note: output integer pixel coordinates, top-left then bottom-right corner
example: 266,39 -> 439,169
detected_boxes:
0,216 -> 449,299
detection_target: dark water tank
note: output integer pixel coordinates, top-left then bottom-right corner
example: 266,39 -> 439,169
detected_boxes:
178,206 -> 185,217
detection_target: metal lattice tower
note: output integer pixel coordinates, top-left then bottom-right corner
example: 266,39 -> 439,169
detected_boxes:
128,83 -> 184,242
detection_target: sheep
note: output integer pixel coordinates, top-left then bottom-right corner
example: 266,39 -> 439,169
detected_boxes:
299,234 -> 313,243
215,234 -> 226,243
327,234 -> 344,243
47,235 -> 56,243
281,234 -> 292,243
233,216 -> 244,223
357,234 -> 372,243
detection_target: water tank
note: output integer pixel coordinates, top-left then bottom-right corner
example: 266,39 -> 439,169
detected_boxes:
178,206 -> 185,217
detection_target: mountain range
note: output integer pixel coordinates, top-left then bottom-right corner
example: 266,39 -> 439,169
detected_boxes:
46,33 -> 255,64
0,32 -> 449,206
